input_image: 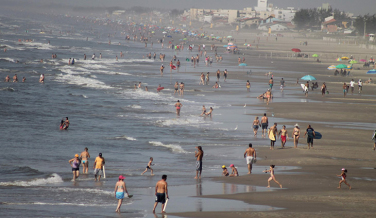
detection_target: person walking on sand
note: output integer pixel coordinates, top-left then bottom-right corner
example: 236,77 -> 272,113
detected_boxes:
141,157 -> 154,175
229,164 -> 239,177
337,168 -> 351,190
279,125 -> 288,148
268,123 -> 278,150
194,146 -> 204,179
206,72 -> 210,85
216,69 -> 220,82
280,78 -> 285,92
69,154 -> 81,181
263,165 -> 282,188
160,64 -> 164,76
175,100 -> 182,116
293,124 -> 301,148
321,82 -> 326,96
372,129 -> 376,150
343,83 -> 347,97
114,175 -> 128,213
252,116 -> 260,136
153,175 -> 169,213
244,143 -> 256,174
268,78 -> 273,89
93,153 -> 105,181
358,79 -> 362,94
261,113 -> 269,137
246,80 -> 251,92
350,79 -> 355,94
80,147 -> 90,174
304,124 -> 315,149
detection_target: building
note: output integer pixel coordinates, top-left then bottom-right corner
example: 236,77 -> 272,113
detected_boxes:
273,7 -> 296,22
258,23 -> 289,31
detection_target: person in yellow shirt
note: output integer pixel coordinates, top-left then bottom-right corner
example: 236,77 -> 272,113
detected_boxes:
93,153 -> 105,181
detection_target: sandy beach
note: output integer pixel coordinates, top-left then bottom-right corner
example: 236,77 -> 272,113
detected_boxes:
167,30 -> 376,217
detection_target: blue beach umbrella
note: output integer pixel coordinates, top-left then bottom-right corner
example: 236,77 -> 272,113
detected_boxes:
223,45 -> 228,47
239,63 -> 247,66
366,69 -> 376,74
301,75 -> 316,81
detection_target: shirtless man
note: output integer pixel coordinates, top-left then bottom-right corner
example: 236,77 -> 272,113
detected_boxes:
200,105 -> 206,116
174,81 -> 179,95
206,72 -> 210,85
175,100 -> 182,116
268,78 -> 273,89
194,146 -> 204,179
160,64 -> 164,76
5,75 -> 10,82
199,73 -> 205,85
64,117 -> 70,130
216,69 -> 220,82
278,125 -> 288,148
179,82 -> 184,96
268,123 -> 278,150
39,74 -> 44,83
244,143 -> 256,174
265,89 -> 272,105
205,107 -> 213,117
152,175 -> 169,213
261,113 -> 268,137
13,74 -> 18,82
80,147 -> 90,174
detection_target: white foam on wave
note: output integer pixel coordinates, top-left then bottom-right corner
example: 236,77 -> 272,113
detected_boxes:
114,135 -> 137,141
55,73 -> 113,89
23,41 -> 54,50
0,58 -> 16,63
149,141 -> 189,154
3,201 -> 131,207
0,173 -> 63,187
129,105 -> 141,109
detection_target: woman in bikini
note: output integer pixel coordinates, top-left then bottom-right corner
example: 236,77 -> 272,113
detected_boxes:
252,116 -> 260,136
263,165 -> 282,188
114,175 -> 128,212
293,124 -> 300,148
246,80 -> 251,92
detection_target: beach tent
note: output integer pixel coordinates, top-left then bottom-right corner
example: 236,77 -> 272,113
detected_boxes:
301,75 -> 317,81
291,48 -> 301,52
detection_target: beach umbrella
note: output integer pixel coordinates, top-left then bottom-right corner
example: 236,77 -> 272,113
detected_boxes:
223,45 -> 228,47
239,63 -> 247,66
301,75 -> 317,81
349,60 -> 358,64
227,36 -> 232,38
336,64 -> 347,69
336,58 -> 342,61
183,38 -> 187,40
346,65 -> 352,70
341,57 -> 349,60
216,36 -> 220,39
359,59 -> 367,62
366,69 -> 376,74
327,65 -> 336,70
291,48 -> 301,52
228,42 -> 234,45
312,54 -> 319,57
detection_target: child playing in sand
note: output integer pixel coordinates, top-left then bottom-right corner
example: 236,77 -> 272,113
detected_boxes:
141,157 -> 154,175
222,165 -> 229,176
263,165 -> 282,188
337,168 -> 351,190
229,164 -> 239,177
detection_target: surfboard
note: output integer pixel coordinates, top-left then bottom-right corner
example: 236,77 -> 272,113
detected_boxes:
163,198 -> 168,212
268,129 -> 275,141
314,131 -> 322,139
300,84 -> 308,92
103,166 -> 106,178
157,87 -> 164,91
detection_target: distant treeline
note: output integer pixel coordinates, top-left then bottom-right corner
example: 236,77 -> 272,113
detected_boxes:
354,14 -> 376,36
292,8 -> 349,30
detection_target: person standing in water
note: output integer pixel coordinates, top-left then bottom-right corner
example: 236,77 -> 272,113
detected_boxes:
160,64 -> 164,76
69,154 -> 81,181
253,116 -> 260,136
263,165 -> 282,188
63,117 -> 69,130
153,175 -> 169,213
261,113 -> 268,137
141,157 -> 154,175
337,168 -> 351,190
194,146 -> 204,179
175,100 -> 182,116
114,175 -> 128,213
200,105 -> 206,116
244,143 -> 256,174
39,74 -> 44,83
80,147 -> 90,174
93,153 -> 105,181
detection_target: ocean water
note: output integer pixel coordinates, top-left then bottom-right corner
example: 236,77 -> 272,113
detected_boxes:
0,12 -> 298,217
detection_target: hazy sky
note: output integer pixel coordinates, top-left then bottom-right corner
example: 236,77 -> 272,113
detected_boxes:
4,0 -> 375,16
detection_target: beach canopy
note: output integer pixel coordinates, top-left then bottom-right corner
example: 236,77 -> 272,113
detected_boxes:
239,63 -> 247,66
359,59 -> 367,62
291,48 -> 301,52
349,60 -> 358,64
312,54 -> 319,57
336,58 -> 342,61
301,75 -> 317,81
341,57 -> 349,60
367,69 -> 376,74
327,65 -> 336,70
336,64 -> 348,69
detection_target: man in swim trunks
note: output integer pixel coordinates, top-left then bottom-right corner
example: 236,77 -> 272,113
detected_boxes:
278,125 -> 288,148
80,147 -> 90,174
5,75 -> 10,82
13,74 -> 18,82
280,78 -> 285,92
153,175 -> 169,213
244,143 -> 256,174
160,64 -> 164,76
93,153 -> 105,181
268,78 -> 273,89
175,100 -> 182,116
174,81 -> 179,95
194,146 -> 204,179
200,105 -> 206,116
261,113 -> 268,137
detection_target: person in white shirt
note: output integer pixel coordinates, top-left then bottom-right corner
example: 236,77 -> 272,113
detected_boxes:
358,79 -> 363,94
349,79 -> 355,94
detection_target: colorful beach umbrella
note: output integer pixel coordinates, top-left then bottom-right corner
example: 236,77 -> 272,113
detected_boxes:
349,60 -> 358,64
239,63 -> 247,66
336,58 -> 342,61
336,64 -> 347,69
327,65 -> 336,70
291,48 -> 301,52
301,75 -> 316,81
312,54 -> 319,57
341,57 -> 349,60
366,69 -> 376,74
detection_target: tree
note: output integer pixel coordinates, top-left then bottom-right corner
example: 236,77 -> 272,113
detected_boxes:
354,14 -> 376,36
170,9 -> 184,18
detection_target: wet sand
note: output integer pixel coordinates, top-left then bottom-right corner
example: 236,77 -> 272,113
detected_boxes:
168,30 -> 376,217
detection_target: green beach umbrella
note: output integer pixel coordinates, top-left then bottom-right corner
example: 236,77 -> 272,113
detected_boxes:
312,54 -> 319,58
336,64 -> 347,69
349,60 -> 358,64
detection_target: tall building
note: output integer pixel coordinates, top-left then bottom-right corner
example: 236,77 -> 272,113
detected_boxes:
254,0 -> 268,11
